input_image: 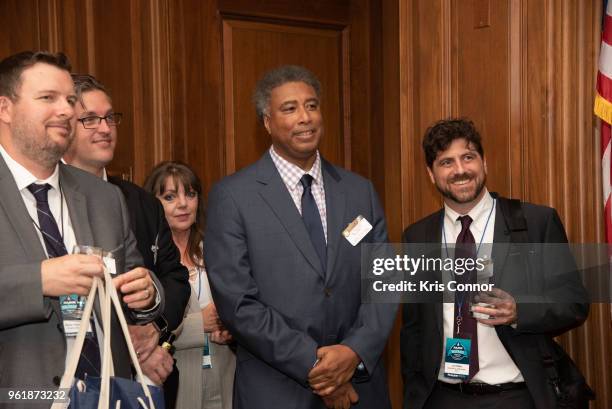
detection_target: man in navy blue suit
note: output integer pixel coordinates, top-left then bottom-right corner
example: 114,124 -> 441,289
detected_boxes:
205,65 -> 398,409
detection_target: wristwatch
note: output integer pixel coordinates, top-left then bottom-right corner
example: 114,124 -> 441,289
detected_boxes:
152,314 -> 169,340
160,333 -> 177,355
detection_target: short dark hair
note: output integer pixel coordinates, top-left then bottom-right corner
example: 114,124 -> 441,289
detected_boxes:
0,51 -> 72,100
71,73 -> 110,103
253,65 -> 321,122
422,118 -> 484,167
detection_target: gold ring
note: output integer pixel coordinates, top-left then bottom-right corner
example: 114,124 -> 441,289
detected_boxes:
161,342 -> 172,351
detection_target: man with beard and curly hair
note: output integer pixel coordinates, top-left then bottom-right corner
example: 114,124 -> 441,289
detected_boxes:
401,118 -> 590,409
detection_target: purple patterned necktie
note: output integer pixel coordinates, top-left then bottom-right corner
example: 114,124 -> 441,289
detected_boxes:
27,183 -> 101,380
453,215 -> 479,381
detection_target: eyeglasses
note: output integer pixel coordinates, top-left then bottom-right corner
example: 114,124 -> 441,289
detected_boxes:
77,113 -> 123,129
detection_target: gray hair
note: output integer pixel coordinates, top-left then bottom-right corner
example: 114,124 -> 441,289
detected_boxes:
253,65 -> 321,122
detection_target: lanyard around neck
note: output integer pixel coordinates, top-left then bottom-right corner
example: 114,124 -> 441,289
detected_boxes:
442,198 -> 496,259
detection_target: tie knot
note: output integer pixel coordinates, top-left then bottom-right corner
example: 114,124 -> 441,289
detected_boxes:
27,183 -> 52,203
458,215 -> 473,231
300,174 -> 314,189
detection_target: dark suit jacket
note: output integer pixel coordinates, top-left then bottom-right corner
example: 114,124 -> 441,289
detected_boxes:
400,193 -> 590,409
0,161 -> 162,409
204,152 -> 398,409
108,176 -> 190,333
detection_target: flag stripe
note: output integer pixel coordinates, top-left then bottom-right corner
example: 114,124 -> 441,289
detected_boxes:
597,71 -> 612,101
603,123 -> 612,243
603,123 -> 612,200
599,41 -> 612,79
605,13 -> 612,45
605,197 -> 612,244
598,1 -> 612,245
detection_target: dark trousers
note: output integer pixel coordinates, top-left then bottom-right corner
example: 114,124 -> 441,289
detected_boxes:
163,364 -> 179,409
424,382 -> 536,409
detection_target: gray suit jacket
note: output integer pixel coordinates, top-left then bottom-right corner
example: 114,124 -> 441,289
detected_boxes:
0,159 -> 162,408
205,152 -> 398,409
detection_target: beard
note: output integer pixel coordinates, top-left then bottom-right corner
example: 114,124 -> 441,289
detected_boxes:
11,117 -> 73,169
436,172 -> 487,205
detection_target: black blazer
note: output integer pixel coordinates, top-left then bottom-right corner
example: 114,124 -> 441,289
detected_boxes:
109,176 -> 190,333
400,193 -> 589,409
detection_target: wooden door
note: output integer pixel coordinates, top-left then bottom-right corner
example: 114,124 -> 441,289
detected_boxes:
0,0 -> 399,403
168,0 -> 401,405
168,0 -> 382,193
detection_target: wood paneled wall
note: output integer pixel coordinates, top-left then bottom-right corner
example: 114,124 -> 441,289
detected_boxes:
385,0 -> 611,407
1,0 -> 609,407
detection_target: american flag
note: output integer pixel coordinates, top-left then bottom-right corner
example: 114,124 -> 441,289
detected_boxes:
595,0 -> 612,243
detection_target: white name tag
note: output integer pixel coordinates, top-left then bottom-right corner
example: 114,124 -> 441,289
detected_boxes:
103,255 -> 117,275
63,319 -> 93,337
342,215 -> 373,246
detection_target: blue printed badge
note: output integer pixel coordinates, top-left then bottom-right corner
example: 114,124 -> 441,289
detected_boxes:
444,337 -> 471,379
202,334 -> 212,369
60,294 -> 92,337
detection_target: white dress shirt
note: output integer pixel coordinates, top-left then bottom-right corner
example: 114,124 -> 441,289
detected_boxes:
438,189 -> 524,384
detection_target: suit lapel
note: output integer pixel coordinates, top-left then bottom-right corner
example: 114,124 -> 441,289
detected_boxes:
59,166 -> 105,322
428,210 -> 444,340
322,160 -> 345,284
256,154 -> 325,279
60,165 -> 94,246
0,156 -> 47,262
491,201 -> 511,285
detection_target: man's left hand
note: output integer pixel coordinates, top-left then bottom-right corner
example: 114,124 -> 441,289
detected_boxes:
140,346 -> 174,385
472,288 -> 517,326
113,267 -> 156,309
128,323 -> 160,363
321,382 -> 359,409
210,329 -> 233,345
308,345 -> 360,396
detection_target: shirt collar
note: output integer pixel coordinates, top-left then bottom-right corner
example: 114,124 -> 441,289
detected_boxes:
0,144 -> 60,191
444,188 -> 493,227
269,146 -> 323,189
61,157 -> 107,181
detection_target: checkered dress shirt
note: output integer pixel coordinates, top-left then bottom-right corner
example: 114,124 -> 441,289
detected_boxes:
269,146 -> 327,242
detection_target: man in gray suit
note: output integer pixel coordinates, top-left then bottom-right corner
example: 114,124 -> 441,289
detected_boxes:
0,51 -> 161,407
205,65 -> 397,409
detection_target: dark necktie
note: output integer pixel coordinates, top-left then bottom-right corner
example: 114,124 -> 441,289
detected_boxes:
300,175 -> 327,273
27,183 -> 101,380
453,215 -> 479,381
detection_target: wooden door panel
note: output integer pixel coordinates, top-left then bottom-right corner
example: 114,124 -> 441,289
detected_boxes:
222,18 -> 347,172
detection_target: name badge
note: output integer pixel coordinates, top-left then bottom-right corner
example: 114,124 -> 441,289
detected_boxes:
103,253 -> 117,275
60,294 -> 93,337
202,334 -> 212,369
342,215 -> 372,246
443,337 -> 471,380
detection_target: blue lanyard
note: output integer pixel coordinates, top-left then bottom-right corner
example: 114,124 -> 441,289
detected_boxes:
197,268 -> 202,300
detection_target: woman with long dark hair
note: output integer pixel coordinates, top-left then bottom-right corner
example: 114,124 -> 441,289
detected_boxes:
144,161 -> 235,409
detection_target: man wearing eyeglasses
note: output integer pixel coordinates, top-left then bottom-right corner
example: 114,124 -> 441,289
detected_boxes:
0,51 -> 164,408
63,74 -> 190,408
